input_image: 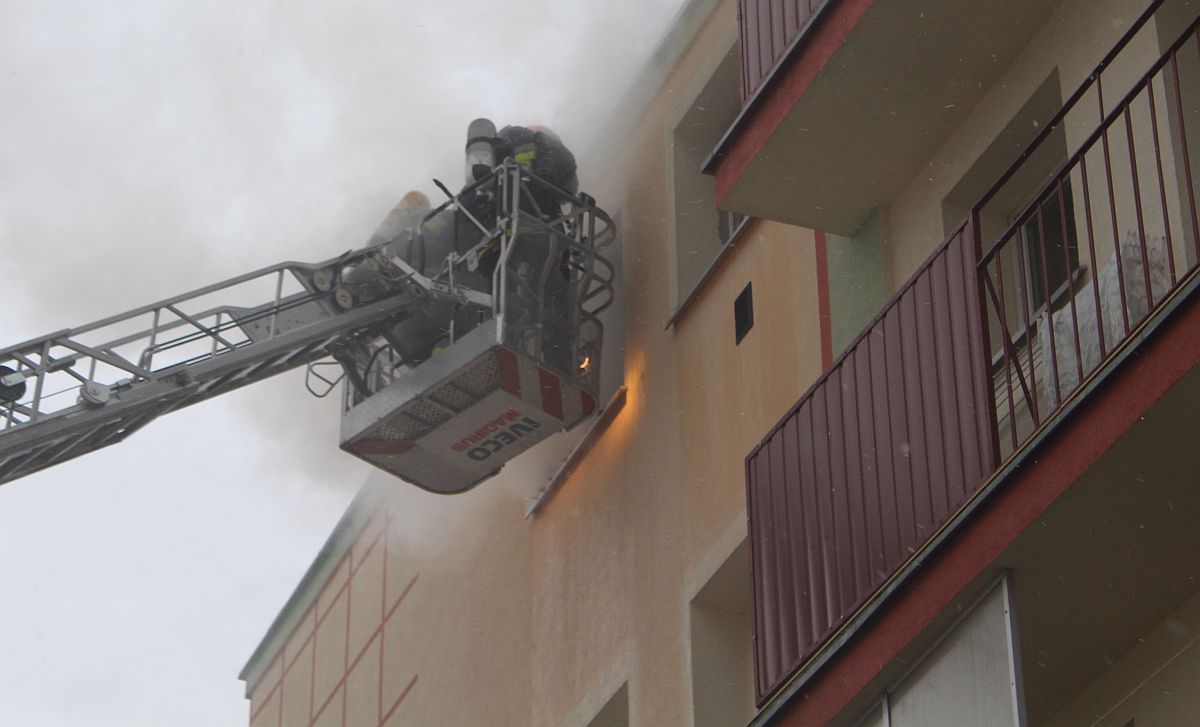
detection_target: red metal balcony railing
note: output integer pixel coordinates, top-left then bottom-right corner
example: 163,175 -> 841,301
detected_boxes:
977,13 -> 1200,460
746,221 -> 996,705
738,0 -> 828,102
746,1 -> 1200,707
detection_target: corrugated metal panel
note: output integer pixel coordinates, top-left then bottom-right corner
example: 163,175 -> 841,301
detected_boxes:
745,223 -> 998,704
737,0 -> 822,101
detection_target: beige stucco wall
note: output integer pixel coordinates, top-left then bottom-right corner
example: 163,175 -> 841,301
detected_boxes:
245,0 -> 824,725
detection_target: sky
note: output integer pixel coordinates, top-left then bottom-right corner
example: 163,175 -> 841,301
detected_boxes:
0,1 -> 685,724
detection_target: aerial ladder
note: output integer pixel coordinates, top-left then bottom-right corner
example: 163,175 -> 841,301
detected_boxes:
0,121 -> 616,494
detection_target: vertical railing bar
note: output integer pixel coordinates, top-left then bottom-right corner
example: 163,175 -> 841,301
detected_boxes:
757,455 -> 784,689
1101,116 -> 1132,337
906,276 -> 939,535
145,308 -> 161,371
955,227 -> 992,478
1034,202 -> 1062,407
1056,178 -> 1085,385
896,289 -> 918,547
212,312 -> 222,356
753,456 -> 776,690
1125,104 -> 1155,312
1014,226 -> 1042,426
837,358 -> 865,601
1079,155 -> 1109,359
746,458 -> 765,701
769,437 -> 794,675
758,0 -> 771,85
771,0 -> 781,62
30,341 -> 48,422
1170,48 -> 1200,263
818,382 -> 846,619
989,258 -> 1020,453
877,315 -> 900,564
1147,72 -> 1179,287
792,416 -> 817,667
270,270 -> 284,339
920,273 -> 954,521
942,248 -> 972,494
863,320 -> 887,581
800,418 -> 821,666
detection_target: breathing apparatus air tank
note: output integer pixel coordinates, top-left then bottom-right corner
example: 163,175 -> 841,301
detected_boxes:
465,118 -> 498,184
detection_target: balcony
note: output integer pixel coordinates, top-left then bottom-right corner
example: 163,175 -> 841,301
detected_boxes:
713,0 -> 1060,235
737,0 -> 825,103
745,5 -> 1200,708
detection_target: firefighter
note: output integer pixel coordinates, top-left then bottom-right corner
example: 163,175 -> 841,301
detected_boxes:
497,124 -> 578,216
369,190 -> 431,252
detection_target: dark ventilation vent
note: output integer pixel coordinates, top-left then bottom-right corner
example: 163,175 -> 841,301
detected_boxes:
734,283 -> 754,344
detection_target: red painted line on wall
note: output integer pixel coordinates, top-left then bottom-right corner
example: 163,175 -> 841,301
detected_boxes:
249,601 -> 317,724
769,290 -> 1200,726
309,610 -> 318,723
384,573 -> 419,622
308,572 -> 420,727
283,524 -> 389,674
539,368 -> 564,420
342,554 -> 352,727
815,229 -> 833,369
379,514 -> 389,724
248,652 -> 284,723
713,0 -> 876,205
380,674 -> 419,726
250,518 -> 392,725
277,657 -> 284,727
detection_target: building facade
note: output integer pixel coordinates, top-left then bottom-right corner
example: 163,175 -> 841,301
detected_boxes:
242,0 -> 1200,725
715,0 -> 1200,725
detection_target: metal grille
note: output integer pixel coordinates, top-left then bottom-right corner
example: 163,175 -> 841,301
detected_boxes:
400,399 -> 452,428
429,383 -> 477,412
452,354 -> 501,396
369,413 -> 432,442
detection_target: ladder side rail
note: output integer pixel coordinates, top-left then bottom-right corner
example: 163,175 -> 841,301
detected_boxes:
0,290 -> 425,485
0,247 -> 393,424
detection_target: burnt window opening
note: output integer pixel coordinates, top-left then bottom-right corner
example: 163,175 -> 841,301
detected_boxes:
734,283 -> 754,344
671,41 -> 743,304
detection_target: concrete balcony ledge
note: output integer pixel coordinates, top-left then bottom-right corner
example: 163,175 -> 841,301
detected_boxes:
707,0 -> 1057,236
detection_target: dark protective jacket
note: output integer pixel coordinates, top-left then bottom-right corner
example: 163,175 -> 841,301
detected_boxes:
497,125 -> 578,195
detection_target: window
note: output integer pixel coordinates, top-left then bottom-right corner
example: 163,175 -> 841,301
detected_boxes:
943,70 -> 1080,326
670,42 -> 745,307
689,540 -> 754,727
851,577 -> 1024,727
1020,181 -> 1081,311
